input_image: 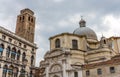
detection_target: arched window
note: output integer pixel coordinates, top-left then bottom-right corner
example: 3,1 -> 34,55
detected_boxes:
30,70 -> 33,77
28,16 -> 30,21
19,68 -> 25,77
11,47 -> 16,59
6,46 -> 11,58
22,52 -> 26,62
20,17 -> 21,21
72,40 -> 78,49
2,65 -> 8,77
104,40 -> 106,44
23,16 -> 24,20
8,65 -> 14,77
13,67 -> 19,77
17,50 -> 21,60
31,55 -> 34,66
31,18 -> 33,22
55,39 -> 60,48
0,43 -> 4,56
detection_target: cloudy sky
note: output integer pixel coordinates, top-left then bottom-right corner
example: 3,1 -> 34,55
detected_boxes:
0,0 -> 120,66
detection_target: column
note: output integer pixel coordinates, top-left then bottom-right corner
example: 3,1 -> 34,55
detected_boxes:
62,59 -> 67,77
0,63 -> 3,77
46,63 -> 49,77
78,70 -> 83,77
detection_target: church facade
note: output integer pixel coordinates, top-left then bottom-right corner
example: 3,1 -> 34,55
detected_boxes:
0,8 -> 37,77
39,18 -> 120,77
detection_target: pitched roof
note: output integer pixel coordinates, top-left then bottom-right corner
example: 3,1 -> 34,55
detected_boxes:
83,55 -> 120,69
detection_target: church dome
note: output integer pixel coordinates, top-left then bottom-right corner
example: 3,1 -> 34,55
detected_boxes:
73,18 -> 97,40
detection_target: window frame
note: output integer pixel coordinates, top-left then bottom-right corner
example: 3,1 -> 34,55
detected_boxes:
86,70 -> 90,76
72,39 -> 78,49
55,39 -> 61,48
74,71 -> 78,77
110,67 -> 115,73
97,68 -> 102,75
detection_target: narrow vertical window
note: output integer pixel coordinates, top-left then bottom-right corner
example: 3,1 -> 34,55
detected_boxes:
28,16 -> 30,21
11,47 -> 16,60
72,40 -> 78,49
74,72 -> 78,77
104,40 -> 106,44
22,52 -> 26,62
86,70 -> 90,76
97,68 -> 102,75
20,17 -> 21,21
31,18 -> 33,22
31,55 -> 34,66
55,39 -> 60,48
17,50 -> 21,60
0,44 -> 4,56
2,65 -> 8,77
6,46 -> 11,58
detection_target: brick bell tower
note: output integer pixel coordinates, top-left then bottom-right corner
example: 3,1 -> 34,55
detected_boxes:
15,8 -> 36,43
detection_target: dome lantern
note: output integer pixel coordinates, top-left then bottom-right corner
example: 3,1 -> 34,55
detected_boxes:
73,19 -> 98,41
79,17 -> 86,27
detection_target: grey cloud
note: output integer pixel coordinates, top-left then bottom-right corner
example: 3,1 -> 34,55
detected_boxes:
0,0 -> 120,66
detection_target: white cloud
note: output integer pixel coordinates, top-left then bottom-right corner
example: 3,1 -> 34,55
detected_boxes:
99,14 -> 120,38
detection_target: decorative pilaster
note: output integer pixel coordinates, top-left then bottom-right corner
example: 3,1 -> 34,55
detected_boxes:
0,63 -> 3,77
46,63 -> 49,77
62,59 -> 67,77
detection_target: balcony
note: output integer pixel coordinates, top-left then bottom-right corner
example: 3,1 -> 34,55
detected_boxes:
0,56 -> 22,66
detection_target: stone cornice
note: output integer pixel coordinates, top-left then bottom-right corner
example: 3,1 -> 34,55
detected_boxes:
49,32 -> 86,40
0,26 -> 37,48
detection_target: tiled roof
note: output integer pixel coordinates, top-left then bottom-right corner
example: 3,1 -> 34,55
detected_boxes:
83,55 -> 120,69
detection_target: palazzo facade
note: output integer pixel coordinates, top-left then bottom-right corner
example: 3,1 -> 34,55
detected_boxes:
0,8 -> 37,77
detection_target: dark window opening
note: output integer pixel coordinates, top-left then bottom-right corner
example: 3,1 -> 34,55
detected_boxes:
2,35 -> 6,40
72,40 -> 78,49
6,46 -> 11,58
11,47 -> 16,59
55,39 -> 60,48
31,55 -> 34,66
0,44 -> 4,56
28,16 -> 30,21
9,38 -> 12,43
86,70 -> 90,76
110,67 -> 115,73
74,72 -> 78,77
22,52 -> 26,62
17,50 -> 21,60
97,69 -> 102,75
104,40 -> 106,44
31,18 -> 33,22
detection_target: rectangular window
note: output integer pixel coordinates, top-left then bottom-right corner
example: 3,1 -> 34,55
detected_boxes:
110,67 -> 115,73
86,70 -> 90,76
2,35 -> 6,40
97,69 -> 102,75
72,40 -> 78,49
74,72 -> 78,77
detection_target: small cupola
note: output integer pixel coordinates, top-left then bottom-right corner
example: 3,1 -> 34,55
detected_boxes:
100,35 -> 108,48
79,18 -> 86,27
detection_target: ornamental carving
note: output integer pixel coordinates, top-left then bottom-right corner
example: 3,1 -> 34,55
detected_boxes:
50,64 -> 62,72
